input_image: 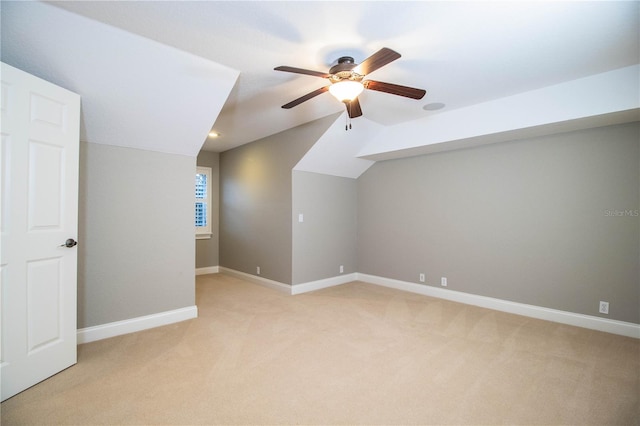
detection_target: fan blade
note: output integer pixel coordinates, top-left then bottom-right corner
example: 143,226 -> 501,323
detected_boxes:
274,66 -> 330,78
363,80 -> 426,99
347,98 -> 363,118
281,86 -> 330,109
353,47 -> 401,76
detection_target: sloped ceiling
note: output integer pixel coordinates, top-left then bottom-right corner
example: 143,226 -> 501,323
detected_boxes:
360,65 -> 640,162
1,1 -> 239,157
1,1 -> 638,163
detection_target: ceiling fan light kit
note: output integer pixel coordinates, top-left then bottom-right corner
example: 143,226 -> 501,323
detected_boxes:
275,47 -> 426,128
328,80 -> 364,102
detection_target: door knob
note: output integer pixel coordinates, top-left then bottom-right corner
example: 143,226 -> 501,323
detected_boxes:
60,238 -> 77,248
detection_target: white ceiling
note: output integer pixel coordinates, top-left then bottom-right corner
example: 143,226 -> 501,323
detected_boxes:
2,1 -> 638,160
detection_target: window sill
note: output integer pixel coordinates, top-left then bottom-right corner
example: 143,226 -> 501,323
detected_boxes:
196,234 -> 212,240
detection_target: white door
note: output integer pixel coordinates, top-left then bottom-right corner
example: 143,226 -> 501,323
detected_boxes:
1,63 -> 80,401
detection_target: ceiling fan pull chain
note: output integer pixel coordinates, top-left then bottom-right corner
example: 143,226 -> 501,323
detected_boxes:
345,102 -> 353,131
345,105 -> 349,131
349,103 -> 353,130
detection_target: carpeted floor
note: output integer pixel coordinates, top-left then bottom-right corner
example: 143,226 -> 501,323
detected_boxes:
2,273 -> 639,425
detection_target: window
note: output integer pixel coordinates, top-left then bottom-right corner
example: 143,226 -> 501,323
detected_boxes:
195,166 -> 212,239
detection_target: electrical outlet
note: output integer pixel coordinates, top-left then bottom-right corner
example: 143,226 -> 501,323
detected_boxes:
441,277 -> 447,287
257,266 -> 261,275
599,301 -> 609,314
419,273 -> 425,283
339,265 -> 344,274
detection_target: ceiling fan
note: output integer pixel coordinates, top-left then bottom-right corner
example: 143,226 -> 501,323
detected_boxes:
274,47 -> 426,121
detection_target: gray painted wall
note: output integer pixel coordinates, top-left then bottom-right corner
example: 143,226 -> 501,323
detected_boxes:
292,171 -> 357,284
219,114 -> 338,284
196,150 -> 220,269
78,142 -> 195,328
358,122 -> 639,323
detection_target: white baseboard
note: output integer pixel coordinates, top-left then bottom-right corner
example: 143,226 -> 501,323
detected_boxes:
77,305 -> 198,344
218,267 -> 291,293
196,266 -> 219,276
292,273 -> 358,295
218,268 -> 357,295
356,273 -> 640,339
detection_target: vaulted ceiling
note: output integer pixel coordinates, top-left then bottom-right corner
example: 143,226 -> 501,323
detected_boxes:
2,1 -> 638,166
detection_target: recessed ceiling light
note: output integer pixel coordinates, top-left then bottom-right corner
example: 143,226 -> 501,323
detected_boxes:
423,102 -> 446,111
208,131 -> 220,138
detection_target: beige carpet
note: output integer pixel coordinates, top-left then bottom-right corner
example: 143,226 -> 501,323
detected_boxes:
2,273 -> 639,425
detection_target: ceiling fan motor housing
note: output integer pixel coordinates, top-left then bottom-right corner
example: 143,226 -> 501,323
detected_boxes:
329,56 -> 363,83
